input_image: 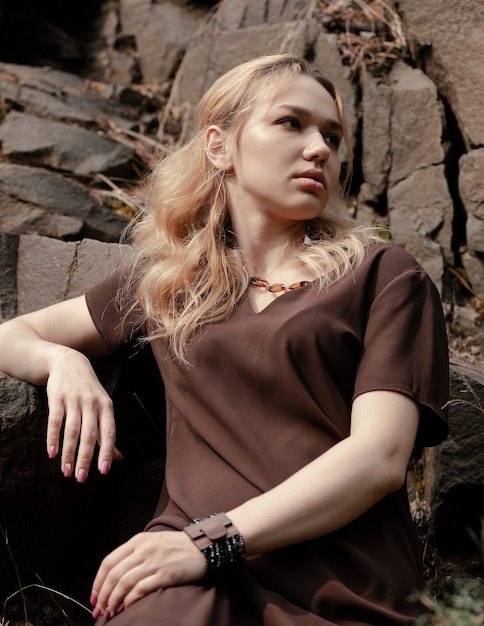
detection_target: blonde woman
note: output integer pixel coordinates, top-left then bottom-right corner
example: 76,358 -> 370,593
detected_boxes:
0,54 -> 449,625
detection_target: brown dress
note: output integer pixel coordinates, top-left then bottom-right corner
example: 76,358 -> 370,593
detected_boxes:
86,243 -> 449,626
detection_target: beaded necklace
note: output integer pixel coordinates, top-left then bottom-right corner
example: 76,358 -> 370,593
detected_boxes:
249,276 -> 310,293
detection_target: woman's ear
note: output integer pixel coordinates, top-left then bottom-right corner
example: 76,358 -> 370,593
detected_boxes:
205,125 -> 233,172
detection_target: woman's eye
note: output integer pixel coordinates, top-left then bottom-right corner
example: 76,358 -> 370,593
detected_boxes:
277,117 -> 301,130
324,134 -> 341,149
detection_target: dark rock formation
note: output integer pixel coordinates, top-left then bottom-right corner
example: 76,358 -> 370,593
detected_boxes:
0,0 -> 483,607
0,235 -> 165,600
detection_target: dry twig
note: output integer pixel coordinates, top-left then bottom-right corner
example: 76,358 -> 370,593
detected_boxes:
315,0 -> 407,77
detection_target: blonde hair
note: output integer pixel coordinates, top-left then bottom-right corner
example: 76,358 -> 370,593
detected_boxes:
125,54 -> 381,364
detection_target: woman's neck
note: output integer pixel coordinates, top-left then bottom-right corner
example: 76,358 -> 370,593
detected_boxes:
233,221 -> 307,278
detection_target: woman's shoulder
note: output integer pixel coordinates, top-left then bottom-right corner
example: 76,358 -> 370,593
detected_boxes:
359,242 -> 432,282
349,242 -> 443,305
362,241 -> 424,268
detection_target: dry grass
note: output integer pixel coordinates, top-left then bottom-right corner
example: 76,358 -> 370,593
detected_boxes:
1,584 -> 92,626
314,0 -> 407,77
0,528 -> 91,626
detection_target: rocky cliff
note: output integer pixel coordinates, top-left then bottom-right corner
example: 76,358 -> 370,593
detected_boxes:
0,0 -> 483,609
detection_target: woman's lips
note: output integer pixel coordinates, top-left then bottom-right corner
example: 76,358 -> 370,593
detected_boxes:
295,170 -> 325,192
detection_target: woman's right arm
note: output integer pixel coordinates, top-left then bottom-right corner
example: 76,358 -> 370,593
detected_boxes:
0,296 -> 121,482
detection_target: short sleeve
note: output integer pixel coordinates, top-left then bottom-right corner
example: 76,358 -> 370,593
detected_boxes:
85,269 -> 146,353
353,246 -> 449,446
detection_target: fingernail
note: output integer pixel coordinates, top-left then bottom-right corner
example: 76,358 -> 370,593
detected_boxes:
64,463 -> 72,478
92,606 -> 102,619
103,608 -> 111,619
90,592 -> 98,607
77,468 -> 87,484
100,461 -> 110,475
48,445 -> 56,459
116,604 -> 125,614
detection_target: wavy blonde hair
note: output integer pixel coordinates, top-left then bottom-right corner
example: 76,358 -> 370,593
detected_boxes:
125,54 -> 381,364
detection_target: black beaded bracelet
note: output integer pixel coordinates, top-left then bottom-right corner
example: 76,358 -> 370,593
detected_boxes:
183,512 -> 246,583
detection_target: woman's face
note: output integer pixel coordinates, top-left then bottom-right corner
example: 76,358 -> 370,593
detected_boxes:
225,75 -> 343,231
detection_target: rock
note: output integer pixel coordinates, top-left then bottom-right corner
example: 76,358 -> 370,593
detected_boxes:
461,251 -> 484,298
359,62 -> 447,222
17,236 -> 78,314
467,216 -> 484,256
0,363 -> 165,601
0,233 -> 164,601
172,20 -> 310,115
0,230 -> 18,322
360,74 -> 392,201
459,149 -> 484,254
166,0 -> 316,114
68,237 -> 134,298
403,234 -> 445,296
16,235 -> 133,315
0,199 -> 83,240
0,2 -> 481,285
0,110 -> 134,176
387,165 -> 453,281
398,0 -> 484,150
119,0 -> 210,84
312,32 -> 358,150
84,0 -> 138,85
214,0 -> 311,28
0,375 -> 55,593
0,163 -> 128,242
0,61 -> 138,127
388,62 -> 445,187
424,362 -> 484,553
388,165 -> 451,245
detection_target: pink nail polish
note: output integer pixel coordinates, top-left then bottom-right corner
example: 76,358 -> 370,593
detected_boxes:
92,606 -> 102,619
64,463 -> 72,478
101,461 -> 110,475
48,445 -> 56,459
90,592 -> 98,607
116,604 -> 125,614
104,607 -> 111,619
77,468 -> 87,483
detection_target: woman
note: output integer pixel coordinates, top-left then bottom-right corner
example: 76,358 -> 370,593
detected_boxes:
0,54 -> 448,625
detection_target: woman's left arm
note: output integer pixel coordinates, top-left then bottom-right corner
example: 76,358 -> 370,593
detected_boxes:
91,389 -> 419,618
228,389 -> 419,554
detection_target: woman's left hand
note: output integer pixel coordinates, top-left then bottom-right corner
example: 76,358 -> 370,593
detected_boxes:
90,530 -> 206,620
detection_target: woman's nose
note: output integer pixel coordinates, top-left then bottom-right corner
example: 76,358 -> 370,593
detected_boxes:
302,132 -> 330,163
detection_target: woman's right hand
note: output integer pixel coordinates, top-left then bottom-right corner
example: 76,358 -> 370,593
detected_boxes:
45,345 -> 122,482
0,295 -> 122,482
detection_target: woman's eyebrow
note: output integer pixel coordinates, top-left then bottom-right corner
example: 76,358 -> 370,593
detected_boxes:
273,104 -> 342,132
